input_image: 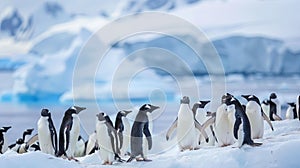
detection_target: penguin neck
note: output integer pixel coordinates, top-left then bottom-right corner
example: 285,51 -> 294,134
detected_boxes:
192,104 -> 199,115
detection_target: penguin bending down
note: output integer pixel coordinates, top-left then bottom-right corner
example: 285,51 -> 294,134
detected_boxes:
115,110 -> 132,156
242,95 -> 274,139
224,94 -> 262,147
127,104 -> 159,162
286,103 -> 297,119
9,128 -> 34,153
85,131 -> 99,155
96,113 -> 120,165
193,101 -> 215,146
38,109 -> 57,155
269,93 -> 282,121
0,126 -> 11,154
166,96 -> 209,151
57,106 -> 86,160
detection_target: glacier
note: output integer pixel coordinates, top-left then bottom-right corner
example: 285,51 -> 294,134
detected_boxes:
0,0 -> 299,102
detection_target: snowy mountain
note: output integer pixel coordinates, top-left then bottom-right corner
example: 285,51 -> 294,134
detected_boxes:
0,0 -> 299,102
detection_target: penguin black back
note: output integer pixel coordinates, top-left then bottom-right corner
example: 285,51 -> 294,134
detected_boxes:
57,108 -> 76,156
225,96 -> 254,146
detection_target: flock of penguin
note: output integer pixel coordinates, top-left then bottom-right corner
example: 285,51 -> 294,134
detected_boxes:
0,93 -> 299,165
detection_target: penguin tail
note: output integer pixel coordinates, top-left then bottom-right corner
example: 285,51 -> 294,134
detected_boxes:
126,157 -> 134,163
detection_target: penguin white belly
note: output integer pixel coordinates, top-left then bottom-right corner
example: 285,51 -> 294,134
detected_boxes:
120,118 -> 130,156
38,117 -> 55,155
215,104 -> 235,147
245,102 -> 264,139
74,138 -> 85,157
177,105 -> 196,150
285,107 -> 294,119
261,104 -> 269,117
96,122 -> 114,164
66,115 -> 80,157
86,132 -> 97,155
237,124 -> 244,148
2,135 -> 8,153
195,110 -> 214,146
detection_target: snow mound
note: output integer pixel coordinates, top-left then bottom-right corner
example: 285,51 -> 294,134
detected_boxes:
1,119 -> 300,168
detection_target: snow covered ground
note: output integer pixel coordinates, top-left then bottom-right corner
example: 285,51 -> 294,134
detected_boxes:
1,119 -> 300,168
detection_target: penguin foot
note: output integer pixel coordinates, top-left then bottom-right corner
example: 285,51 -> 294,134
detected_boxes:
126,157 -> 134,163
136,158 -> 152,162
102,161 -> 112,165
67,157 -> 79,162
250,142 -> 263,147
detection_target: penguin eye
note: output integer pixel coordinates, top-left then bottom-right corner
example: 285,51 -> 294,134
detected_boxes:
145,104 -> 151,109
230,97 -> 235,102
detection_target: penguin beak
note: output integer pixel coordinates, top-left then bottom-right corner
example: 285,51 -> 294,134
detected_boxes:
241,95 -> 250,100
124,110 -> 132,116
150,105 -> 160,112
200,100 -> 210,107
74,106 -> 86,114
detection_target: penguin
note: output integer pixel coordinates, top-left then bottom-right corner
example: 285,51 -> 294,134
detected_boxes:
193,101 -> 215,146
85,131 -> 99,155
297,95 -> 300,121
224,95 -> 262,147
127,104 -> 159,162
96,113 -> 119,165
114,110 -> 132,156
166,97 -> 209,151
261,99 -> 270,117
0,126 -> 11,154
74,136 -> 85,157
37,108 -> 57,155
242,95 -> 274,139
269,93 -> 282,121
286,102 -> 297,119
57,106 -> 86,160
9,128 -> 34,153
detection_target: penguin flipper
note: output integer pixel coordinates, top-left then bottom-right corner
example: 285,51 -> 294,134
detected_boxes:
262,112 -> 274,131
143,122 -> 152,150
166,117 -> 178,141
234,118 -> 242,139
273,114 -> 282,121
26,134 -> 38,147
48,117 -> 58,152
210,125 -> 218,143
194,119 -> 209,143
118,132 -> 123,149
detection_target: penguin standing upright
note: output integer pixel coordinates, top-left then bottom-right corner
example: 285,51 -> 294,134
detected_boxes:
57,106 -> 86,160
127,104 -> 159,162
114,110 -> 132,156
242,95 -> 274,139
224,94 -> 262,147
37,109 -> 57,155
0,126 -> 11,154
261,99 -> 270,117
269,93 -> 282,121
166,97 -> 209,151
286,103 -> 297,119
96,113 -> 119,165
193,101 -> 213,146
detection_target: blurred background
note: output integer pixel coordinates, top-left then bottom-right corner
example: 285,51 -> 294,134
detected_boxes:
0,0 -> 299,143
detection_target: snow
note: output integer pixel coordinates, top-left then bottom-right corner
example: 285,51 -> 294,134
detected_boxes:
1,119 -> 300,167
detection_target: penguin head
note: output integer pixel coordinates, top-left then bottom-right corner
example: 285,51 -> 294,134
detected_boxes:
270,93 -> 277,99
221,93 -> 233,104
96,112 -> 106,121
0,126 -> 11,133
120,110 -> 132,117
139,104 -> 160,113
241,94 -> 260,105
287,102 -> 296,108
41,109 -> 50,117
71,106 -> 86,114
16,138 -> 24,144
195,100 -> 210,108
180,96 -> 190,104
